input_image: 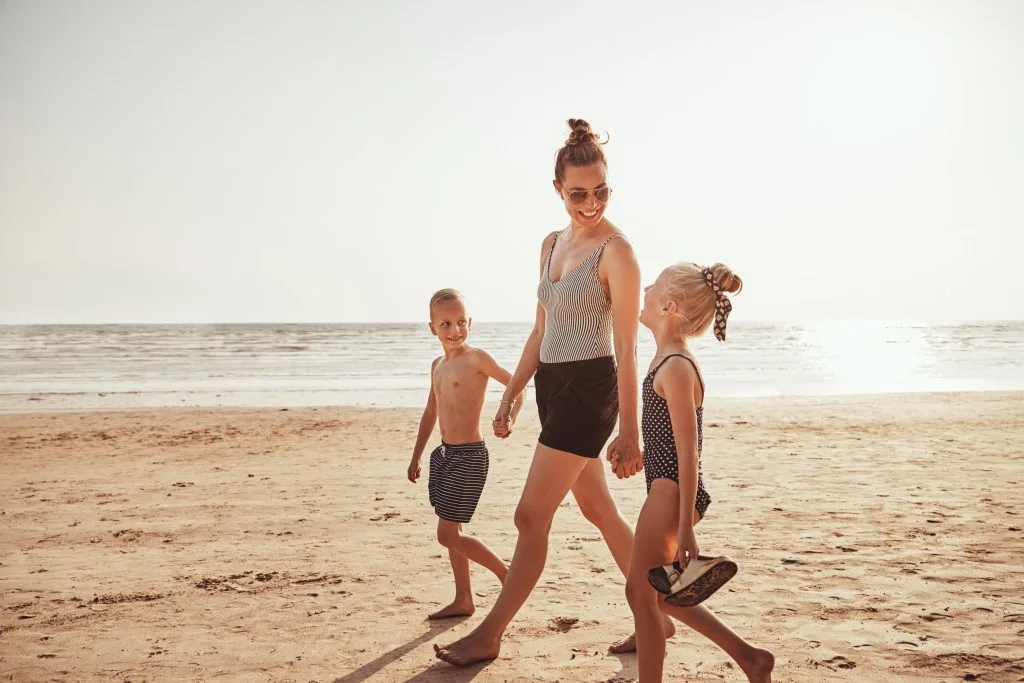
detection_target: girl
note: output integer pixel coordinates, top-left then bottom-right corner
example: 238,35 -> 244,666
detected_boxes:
626,262 -> 775,682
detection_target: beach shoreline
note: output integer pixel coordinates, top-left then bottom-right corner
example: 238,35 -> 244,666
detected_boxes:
2,393 -> 1023,681
3,386 -> 1022,416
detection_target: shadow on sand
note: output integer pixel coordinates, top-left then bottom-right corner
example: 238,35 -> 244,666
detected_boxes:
333,617 -> 480,683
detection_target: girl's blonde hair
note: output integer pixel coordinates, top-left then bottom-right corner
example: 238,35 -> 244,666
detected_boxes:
661,262 -> 743,341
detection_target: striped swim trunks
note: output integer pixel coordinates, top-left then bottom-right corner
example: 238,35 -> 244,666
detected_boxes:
427,441 -> 489,524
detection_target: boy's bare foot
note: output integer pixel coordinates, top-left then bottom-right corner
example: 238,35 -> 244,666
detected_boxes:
428,600 -> 475,620
607,633 -> 636,654
608,615 -> 676,653
433,630 -> 501,666
740,647 -> 775,683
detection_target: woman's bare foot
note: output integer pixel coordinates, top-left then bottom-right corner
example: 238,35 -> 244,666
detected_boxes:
739,647 -> 775,683
428,599 -> 475,620
608,614 -> 676,653
433,630 -> 501,666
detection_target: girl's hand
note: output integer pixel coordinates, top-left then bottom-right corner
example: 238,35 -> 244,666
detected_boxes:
675,526 -> 700,568
493,401 -> 513,438
607,433 -> 643,479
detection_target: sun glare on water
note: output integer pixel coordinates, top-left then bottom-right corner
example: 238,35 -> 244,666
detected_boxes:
799,321 -> 935,395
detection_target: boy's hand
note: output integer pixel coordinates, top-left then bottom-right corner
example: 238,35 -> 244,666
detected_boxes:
407,458 -> 421,483
493,402 -> 514,439
491,403 -> 516,440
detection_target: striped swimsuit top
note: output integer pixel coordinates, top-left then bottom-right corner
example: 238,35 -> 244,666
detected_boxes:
537,229 -> 618,364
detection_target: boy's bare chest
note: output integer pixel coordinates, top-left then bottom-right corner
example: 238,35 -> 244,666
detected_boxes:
432,361 -> 484,399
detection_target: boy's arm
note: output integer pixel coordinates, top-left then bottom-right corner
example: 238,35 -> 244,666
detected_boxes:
474,349 -> 525,421
408,358 -> 441,482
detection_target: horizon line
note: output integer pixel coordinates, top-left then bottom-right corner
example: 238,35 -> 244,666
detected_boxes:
1,318 -> 1021,327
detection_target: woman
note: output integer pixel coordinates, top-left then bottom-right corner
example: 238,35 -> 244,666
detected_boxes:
434,119 -> 672,666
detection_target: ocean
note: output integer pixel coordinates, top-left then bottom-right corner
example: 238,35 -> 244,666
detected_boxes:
1,321 -> 1022,412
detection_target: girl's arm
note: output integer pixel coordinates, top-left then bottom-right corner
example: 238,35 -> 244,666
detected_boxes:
657,358 -> 701,562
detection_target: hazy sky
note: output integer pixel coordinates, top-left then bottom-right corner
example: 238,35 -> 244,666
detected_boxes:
1,1 -> 1021,324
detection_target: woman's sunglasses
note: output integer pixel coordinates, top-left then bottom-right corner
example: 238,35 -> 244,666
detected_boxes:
565,186 -> 612,205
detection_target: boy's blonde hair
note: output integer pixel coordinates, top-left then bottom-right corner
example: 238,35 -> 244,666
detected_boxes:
429,288 -> 465,314
662,263 -> 743,341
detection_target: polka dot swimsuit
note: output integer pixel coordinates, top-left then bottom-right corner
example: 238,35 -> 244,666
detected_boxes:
642,354 -> 712,519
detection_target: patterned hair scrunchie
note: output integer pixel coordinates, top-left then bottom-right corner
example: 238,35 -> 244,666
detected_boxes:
703,267 -> 732,341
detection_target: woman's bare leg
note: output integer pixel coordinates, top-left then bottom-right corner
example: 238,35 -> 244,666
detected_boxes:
568,459 -> 677,652
434,444 -> 587,666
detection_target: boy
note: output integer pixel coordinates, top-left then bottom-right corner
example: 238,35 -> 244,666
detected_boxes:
407,288 -> 524,619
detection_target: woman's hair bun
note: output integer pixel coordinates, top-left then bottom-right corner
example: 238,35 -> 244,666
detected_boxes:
565,118 -> 600,146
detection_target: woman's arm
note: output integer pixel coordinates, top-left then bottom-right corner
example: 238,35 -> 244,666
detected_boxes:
501,300 -> 544,402
602,236 -> 642,478
493,232 -> 556,434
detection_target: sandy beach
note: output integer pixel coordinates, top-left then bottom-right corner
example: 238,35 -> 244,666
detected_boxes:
2,392 -> 1023,682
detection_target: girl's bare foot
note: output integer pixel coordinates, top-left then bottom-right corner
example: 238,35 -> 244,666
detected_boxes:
740,647 -> 775,683
433,630 -> 501,666
608,614 -> 676,653
428,599 -> 475,620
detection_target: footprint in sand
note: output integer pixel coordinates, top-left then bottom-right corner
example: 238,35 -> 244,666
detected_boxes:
818,655 -> 856,670
369,511 -> 401,521
920,613 -> 954,622
549,616 -> 579,633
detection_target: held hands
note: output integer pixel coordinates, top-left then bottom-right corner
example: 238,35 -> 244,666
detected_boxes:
675,524 -> 700,569
407,458 -> 421,483
606,432 -> 643,479
492,395 -> 522,439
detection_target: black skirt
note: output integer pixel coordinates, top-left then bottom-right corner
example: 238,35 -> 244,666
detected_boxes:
534,356 -> 619,459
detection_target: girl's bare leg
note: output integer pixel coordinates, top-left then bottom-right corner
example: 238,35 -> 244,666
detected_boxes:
626,480 -> 774,682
